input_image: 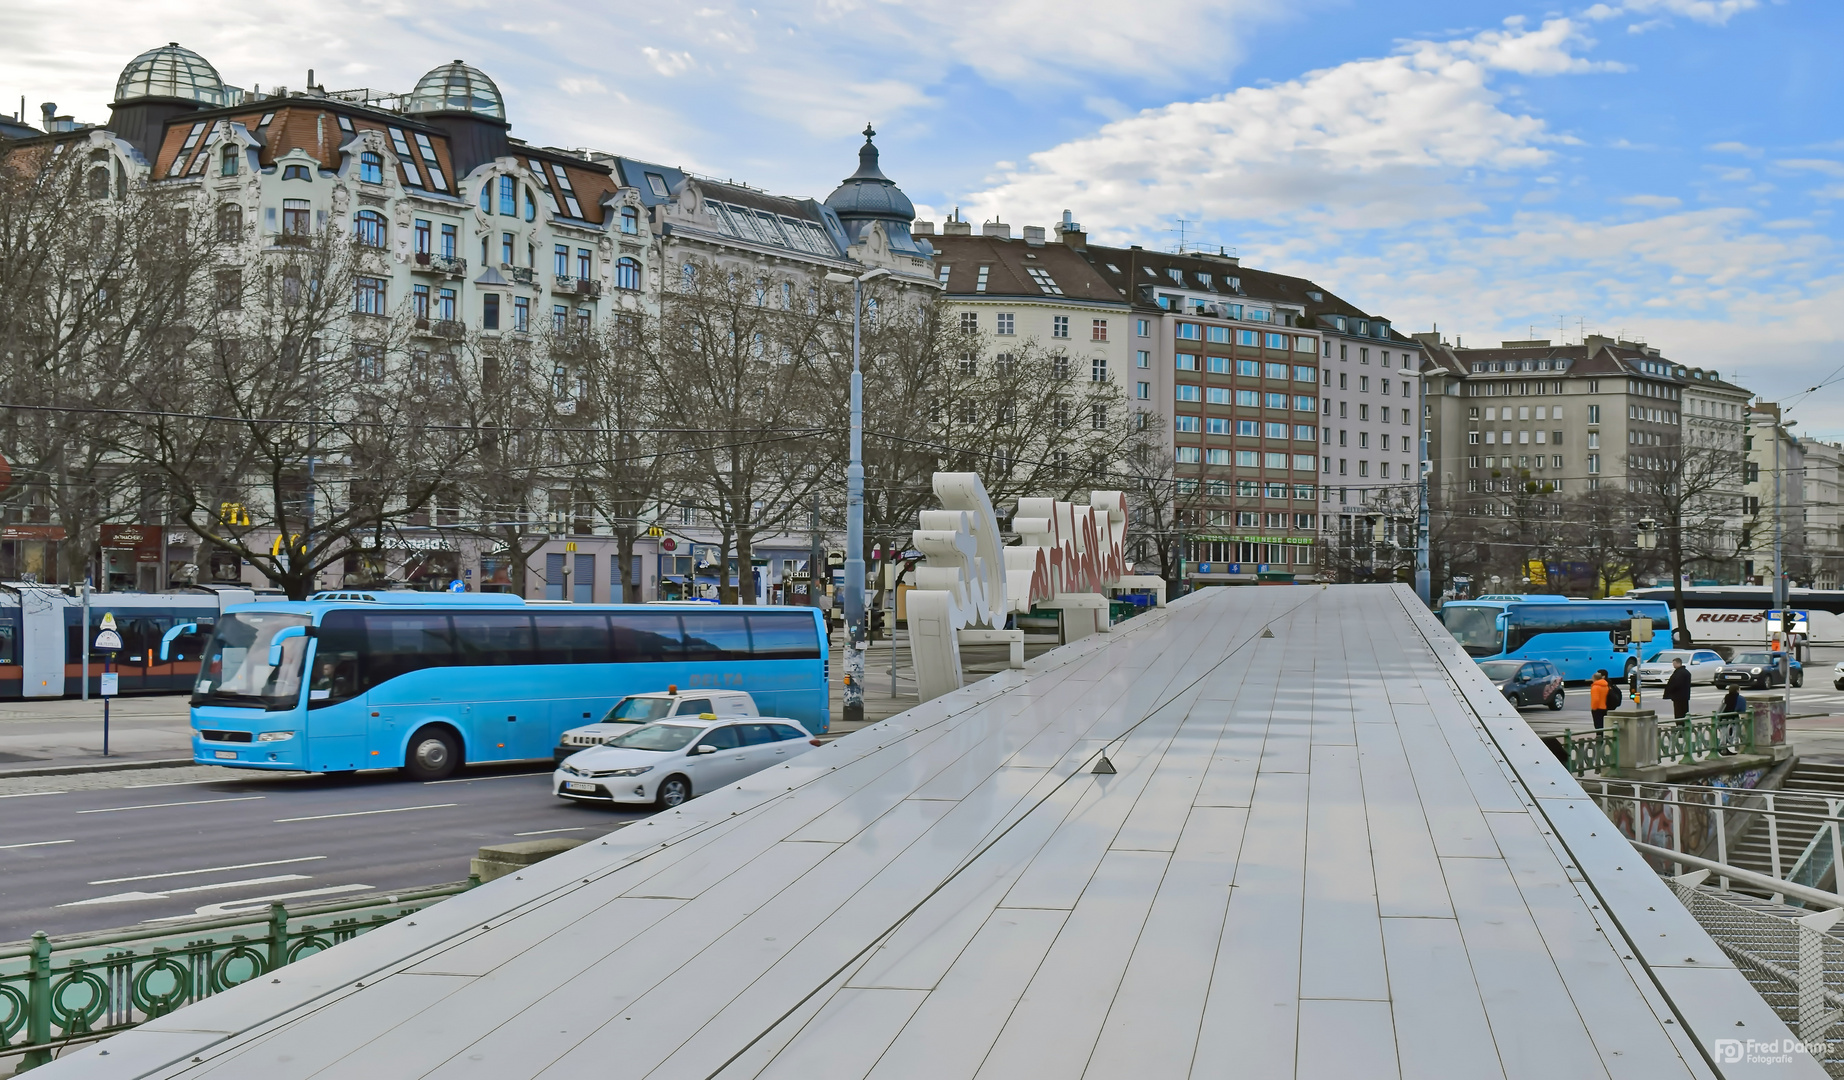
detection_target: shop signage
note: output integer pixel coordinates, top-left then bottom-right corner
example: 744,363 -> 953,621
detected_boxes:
357,536 -> 457,552
1,525 -> 65,540
100,524 -> 165,562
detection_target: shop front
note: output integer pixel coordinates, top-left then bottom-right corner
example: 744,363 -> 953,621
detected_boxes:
0,524 -> 64,583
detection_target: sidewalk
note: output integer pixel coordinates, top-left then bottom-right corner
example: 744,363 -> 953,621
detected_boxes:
0,627 -> 1068,776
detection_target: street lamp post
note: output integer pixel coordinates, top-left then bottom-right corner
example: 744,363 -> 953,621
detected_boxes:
825,266 -> 890,725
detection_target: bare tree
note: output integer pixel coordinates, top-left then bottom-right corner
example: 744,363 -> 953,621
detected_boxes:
578,314 -> 672,602
1628,439 -> 1745,643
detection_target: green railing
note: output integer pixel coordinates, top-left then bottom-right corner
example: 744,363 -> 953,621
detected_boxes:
1561,725 -> 1619,776
0,882 -> 469,1070
1657,710 -> 1752,764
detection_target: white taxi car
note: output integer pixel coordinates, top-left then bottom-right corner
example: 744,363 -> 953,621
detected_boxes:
554,715 -> 819,808
551,689 -> 759,762
1637,649 -> 1726,686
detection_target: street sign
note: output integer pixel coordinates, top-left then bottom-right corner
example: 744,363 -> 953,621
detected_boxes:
1198,562 -> 1212,574
1630,617 -> 1653,643
448,579 -> 466,593
661,538 -> 677,552
99,672 -> 118,696
94,611 -> 123,652
1767,609 -> 1810,635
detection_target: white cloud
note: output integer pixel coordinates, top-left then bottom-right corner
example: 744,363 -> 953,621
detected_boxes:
1618,0 -> 1761,26
1778,159 -> 1844,179
557,76 -> 605,96
1620,194 -> 1682,208
962,18 -> 1604,235
1708,140 -> 1762,157
641,47 -> 695,77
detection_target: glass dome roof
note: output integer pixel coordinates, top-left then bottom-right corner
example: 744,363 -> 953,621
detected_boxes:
404,61 -> 505,121
114,43 -> 227,105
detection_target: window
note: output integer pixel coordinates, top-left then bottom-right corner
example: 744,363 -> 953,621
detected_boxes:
353,276 -> 387,315
353,209 -> 386,248
1359,433 -> 1369,449
1382,379 -> 1391,395
281,198 -> 311,235
1294,454 -> 1316,471
1136,382 -> 1150,400
514,297 -> 530,332
412,284 -> 430,319
997,313 -> 1015,335
1176,415 -> 1200,433
483,293 -> 500,330
1265,393 -> 1287,409
1359,404 -> 1369,421
1265,332 -> 1286,350
1092,358 -> 1107,383
1236,390 -> 1260,407
1025,267 -> 1062,294
1264,362 -> 1287,380
1232,359 -> 1255,378
1296,425 -> 1315,440
1053,315 -> 1069,338
1176,353 -> 1197,371
1358,461 -> 1369,477
1264,421 -> 1286,438
498,175 -> 516,216
1176,385 -> 1200,402
1207,418 -> 1230,435
501,232 -> 515,266
355,343 -> 384,380
1588,404 -> 1601,424
1136,351 -> 1151,368
440,224 -> 456,258
1237,420 -> 1259,436
553,304 -> 569,331
282,164 -> 311,181
437,288 -> 456,321
1177,323 -> 1200,341
1208,387 -> 1231,405
1236,451 -> 1260,467
524,188 -> 537,222
620,206 -> 640,234
577,248 -> 592,279
358,151 -> 383,184
1136,318 -> 1151,337
1238,329 -> 1259,346
975,266 -> 990,293
413,218 -> 431,254
216,203 -> 242,241
1092,319 -> 1109,341
1294,366 -> 1315,382
616,257 -> 641,291
1176,447 -> 1200,464
959,312 -> 978,333
1207,449 -> 1231,465
220,146 -> 239,177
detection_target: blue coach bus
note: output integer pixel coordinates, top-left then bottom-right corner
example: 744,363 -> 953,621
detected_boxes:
174,592 -> 828,779
1438,594 -> 1675,681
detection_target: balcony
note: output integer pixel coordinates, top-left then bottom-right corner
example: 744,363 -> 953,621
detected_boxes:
551,276 -> 603,299
412,318 -> 464,340
412,252 -> 468,278
508,266 -> 536,287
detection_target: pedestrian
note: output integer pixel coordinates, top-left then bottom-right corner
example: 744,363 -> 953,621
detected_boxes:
1721,685 -> 1747,716
1589,668 -> 1611,731
1664,657 -> 1692,720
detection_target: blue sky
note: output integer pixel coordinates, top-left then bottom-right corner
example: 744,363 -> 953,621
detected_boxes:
7,0 -> 1843,435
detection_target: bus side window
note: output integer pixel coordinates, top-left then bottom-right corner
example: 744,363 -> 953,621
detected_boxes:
610,613 -> 683,662
452,613 -> 537,666
746,614 -> 821,660
682,613 -> 749,661
310,612 -> 366,704
0,624 -> 14,665
534,613 -> 612,664
363,613 -> 456,687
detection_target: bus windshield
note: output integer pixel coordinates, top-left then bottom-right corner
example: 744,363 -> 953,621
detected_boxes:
193,612 -> 311,710
1441,606 -> 1504,656
603,697 -> 673,724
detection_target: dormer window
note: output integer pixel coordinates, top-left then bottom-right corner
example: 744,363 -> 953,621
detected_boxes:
282,164 -> 311,181
646,173 -> 669,198
620,206 -> 639,234
1166,268 -> 1183,284
337,115 -> 354,133
358,151 -> 383,184
220,146 -> 239,177
1307,291 -> 1323,302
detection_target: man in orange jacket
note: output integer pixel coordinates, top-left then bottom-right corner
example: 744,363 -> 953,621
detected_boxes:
1589,669 -> 1612,730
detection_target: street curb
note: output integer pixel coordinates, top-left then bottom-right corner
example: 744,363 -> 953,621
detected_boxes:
0,757 -> 196,780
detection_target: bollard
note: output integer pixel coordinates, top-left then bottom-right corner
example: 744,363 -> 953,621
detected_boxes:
21,931 -> 51,1070
267,901 -> 289,972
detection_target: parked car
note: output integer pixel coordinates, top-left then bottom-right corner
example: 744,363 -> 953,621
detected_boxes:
1477,659 -> 1565,710
1638,649 -> 1727,687
552,690 -> 759,762
554,716 -> 820,808
1713,652 -> 1803,690
1833,660 -> 1844,691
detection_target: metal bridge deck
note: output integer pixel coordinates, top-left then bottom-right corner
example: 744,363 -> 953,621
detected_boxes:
45,584 -> 1813,1079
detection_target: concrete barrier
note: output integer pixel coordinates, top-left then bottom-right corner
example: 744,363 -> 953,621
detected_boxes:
470,837 -> 587,883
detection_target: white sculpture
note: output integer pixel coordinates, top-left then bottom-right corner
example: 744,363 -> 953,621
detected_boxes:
907,473 -> 1157,703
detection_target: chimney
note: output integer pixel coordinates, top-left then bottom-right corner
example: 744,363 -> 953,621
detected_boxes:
39,102 -> 55,130
911,220 -> 935,236
981,220 -> 1012,239
943,219 -> 972,236
1056,208 -> 1087,248
1022,225 -> 1045,246
1583,334 -> 1615,352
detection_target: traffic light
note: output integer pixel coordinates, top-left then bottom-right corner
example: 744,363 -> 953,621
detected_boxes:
1783,609 -> 1796,635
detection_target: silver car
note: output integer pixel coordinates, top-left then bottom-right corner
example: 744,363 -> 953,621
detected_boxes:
1638,649 -> 1726,686
554,716 -> 819,808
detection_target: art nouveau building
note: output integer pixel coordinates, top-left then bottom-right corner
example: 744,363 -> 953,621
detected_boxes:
6,44 -> 932,600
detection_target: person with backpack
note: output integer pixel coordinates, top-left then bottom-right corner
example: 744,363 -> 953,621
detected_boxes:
1589,669 -> 1612,730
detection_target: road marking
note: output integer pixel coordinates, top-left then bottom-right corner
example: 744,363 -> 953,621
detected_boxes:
0,839 -> 74,850
59,874 -> 312,907
275,803 -> 457,823
90,856 -> 328,885
0,791 -> 67,799
513,827 -> 586,836
77,796 -> 266,814
150,884 -> 375,921
424,771 -> 548,785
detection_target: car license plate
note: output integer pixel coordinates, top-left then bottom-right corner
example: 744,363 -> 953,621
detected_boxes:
213,750 -> 237,760
563,781 -> 597,793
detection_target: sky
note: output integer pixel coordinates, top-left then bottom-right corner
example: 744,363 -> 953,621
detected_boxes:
6,0 -> 1843,435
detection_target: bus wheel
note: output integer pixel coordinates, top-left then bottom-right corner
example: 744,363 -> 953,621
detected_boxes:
404,728 -> 460,781
655,775 -> 691,809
